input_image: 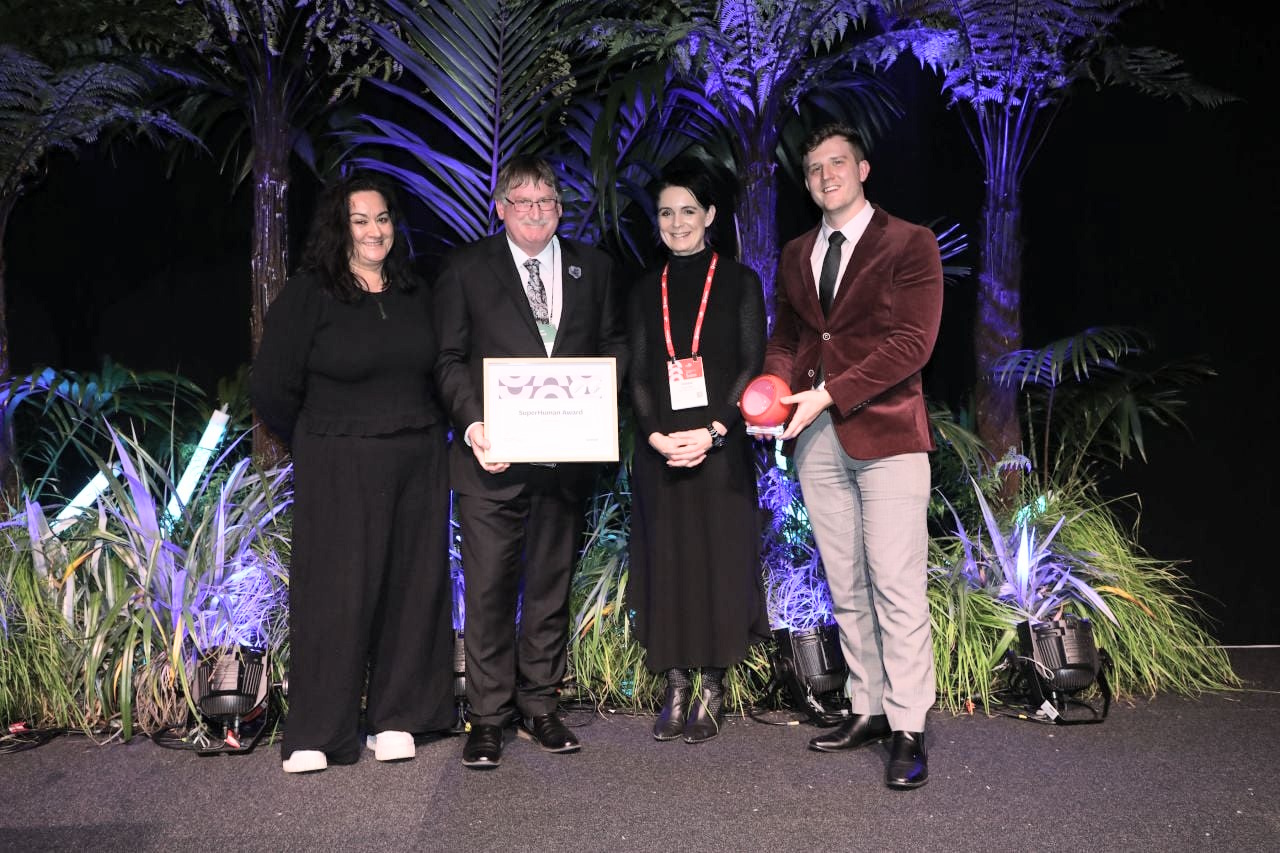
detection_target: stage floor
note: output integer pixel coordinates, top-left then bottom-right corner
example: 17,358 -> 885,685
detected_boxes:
2,647 -> 1277,852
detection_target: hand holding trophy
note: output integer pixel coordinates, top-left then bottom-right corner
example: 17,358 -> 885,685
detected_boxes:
739,374 -> 794,438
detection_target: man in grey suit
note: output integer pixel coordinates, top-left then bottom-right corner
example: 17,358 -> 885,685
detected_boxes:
433,155 -> 627,769
764,124 -> 943,789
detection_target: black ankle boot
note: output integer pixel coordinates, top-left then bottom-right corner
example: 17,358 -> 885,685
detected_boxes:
683,669 -> 725,744
653,669 -> 691,741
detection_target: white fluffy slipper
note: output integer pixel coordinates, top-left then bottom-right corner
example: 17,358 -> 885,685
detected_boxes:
282,750 -> 327,774
366,730 -> 415,762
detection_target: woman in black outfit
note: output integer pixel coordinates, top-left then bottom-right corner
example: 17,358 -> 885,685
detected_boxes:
251,172 -> 455,773
627,164 -> 770,743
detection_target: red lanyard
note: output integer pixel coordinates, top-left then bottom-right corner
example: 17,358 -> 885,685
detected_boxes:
660,252 -> 718,360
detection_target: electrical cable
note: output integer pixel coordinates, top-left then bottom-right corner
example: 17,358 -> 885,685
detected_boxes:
0,727 -> 64,755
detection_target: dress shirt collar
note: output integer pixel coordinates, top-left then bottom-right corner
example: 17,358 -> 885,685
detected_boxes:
506,235 -> 558,271
822,201 -> 874,251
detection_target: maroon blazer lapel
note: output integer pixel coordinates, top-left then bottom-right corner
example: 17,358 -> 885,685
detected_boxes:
794,226 -> 823,323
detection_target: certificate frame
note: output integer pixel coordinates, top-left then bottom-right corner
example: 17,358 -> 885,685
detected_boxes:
482,357 -> 619,463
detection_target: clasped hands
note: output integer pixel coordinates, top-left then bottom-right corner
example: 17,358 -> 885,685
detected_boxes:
649,419 -> 726,468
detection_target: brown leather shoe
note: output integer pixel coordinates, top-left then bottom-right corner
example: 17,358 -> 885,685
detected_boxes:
518,712 -> 581,753
808,713 -> 891,752
886,731 -> 928,789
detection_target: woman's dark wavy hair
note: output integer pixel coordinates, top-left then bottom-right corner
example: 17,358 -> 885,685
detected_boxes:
299,170 -> 416,302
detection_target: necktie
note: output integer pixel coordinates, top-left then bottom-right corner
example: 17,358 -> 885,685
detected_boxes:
524,258 -> 549,323
818,231 -> 845,316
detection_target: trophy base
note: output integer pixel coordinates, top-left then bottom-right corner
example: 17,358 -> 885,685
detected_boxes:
745,424 -> 786,438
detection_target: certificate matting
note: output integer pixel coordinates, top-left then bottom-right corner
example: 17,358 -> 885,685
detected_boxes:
482,357 -> 619,463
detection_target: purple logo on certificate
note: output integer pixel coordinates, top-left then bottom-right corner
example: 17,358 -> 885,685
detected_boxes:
497,374 -> 604,399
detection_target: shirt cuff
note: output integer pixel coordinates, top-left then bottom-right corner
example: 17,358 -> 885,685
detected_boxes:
463,421 -> 482,447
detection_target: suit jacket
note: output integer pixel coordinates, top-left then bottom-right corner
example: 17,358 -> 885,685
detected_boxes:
763,205 -> 943,460
433,233 -> 628,499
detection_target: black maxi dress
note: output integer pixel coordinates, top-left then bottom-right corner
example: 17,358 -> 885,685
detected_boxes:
627,247 -> 771,672
251,272 -> 456,763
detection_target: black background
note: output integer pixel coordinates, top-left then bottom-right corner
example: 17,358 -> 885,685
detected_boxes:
6,2 -> 1275,642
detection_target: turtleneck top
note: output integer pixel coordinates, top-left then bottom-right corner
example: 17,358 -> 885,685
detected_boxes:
627,246 -> 765,439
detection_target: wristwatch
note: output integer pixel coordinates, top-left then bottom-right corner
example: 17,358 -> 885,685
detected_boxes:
706,423 -> 726,449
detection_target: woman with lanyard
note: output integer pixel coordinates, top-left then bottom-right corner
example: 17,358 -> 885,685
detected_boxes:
626,162 -> 770,743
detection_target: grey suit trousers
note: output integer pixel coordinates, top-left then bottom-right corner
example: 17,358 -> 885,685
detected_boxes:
793,410 -> 936,732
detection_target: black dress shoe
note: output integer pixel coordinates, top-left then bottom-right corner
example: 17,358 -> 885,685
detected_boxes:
808,713 -> 891,752
461,723 -> 503,769
886,730 -> 928,789
653,684 -> 692,741
682,687 -> 726,744
518,712 -> 581,753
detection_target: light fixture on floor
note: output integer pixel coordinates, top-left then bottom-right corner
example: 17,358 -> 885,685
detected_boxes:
191,644 -> 278,755
1008,613 -> 1112,724
761,624 -> 850,726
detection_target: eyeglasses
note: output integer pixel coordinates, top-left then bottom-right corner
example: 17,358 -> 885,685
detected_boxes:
504,197 -> 560,213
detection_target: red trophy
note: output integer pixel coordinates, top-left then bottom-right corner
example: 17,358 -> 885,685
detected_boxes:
739,374 -> 794,437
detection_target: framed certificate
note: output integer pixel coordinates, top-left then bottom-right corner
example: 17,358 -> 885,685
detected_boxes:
482,357 -> 619,463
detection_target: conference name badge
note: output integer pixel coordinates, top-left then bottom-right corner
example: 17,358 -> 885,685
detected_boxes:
668,357 -> 708,410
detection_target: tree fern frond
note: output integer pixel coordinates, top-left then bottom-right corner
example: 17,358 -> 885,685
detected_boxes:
1096,45 -> 1240,108
0,46 -> 197,203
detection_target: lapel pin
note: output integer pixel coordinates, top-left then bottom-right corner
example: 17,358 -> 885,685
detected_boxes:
568,265 -> 582,279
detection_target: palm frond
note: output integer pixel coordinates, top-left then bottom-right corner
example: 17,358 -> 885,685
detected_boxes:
993,325 -> 1148,389
0,364 -> 207,504
338,0 -> 596,245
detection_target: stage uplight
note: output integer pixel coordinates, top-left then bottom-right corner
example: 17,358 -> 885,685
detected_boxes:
762,624 -> 850,725
1008,613 -> 1112,724
191,644 -> 276,756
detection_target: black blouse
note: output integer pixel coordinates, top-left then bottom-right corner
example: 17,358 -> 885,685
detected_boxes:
250,272 -> 443,444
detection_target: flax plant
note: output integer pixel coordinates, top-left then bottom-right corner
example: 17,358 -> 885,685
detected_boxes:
0,514 -> 82,729
567,473 -> 649,711
0,363 -> 206,501
1030,479 -> 1236,698
0,330 -> 1236,732
159,441 -> 293,733
931,465 -> 1237,712
926,541 -> 1015,715
1,407 -> 292,740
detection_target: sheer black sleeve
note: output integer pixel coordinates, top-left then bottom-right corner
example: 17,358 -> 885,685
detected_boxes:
627,278 -> 662,441
714,264 -> 766,430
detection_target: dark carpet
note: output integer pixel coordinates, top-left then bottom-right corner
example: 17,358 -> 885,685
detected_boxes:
2,647 -> 1277,853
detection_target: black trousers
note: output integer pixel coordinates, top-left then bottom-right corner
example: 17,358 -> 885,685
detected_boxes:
282,427 -> 454,763
456,471 -> 583,727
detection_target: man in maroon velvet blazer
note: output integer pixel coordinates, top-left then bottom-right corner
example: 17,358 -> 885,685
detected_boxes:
763,123 -> 943,789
